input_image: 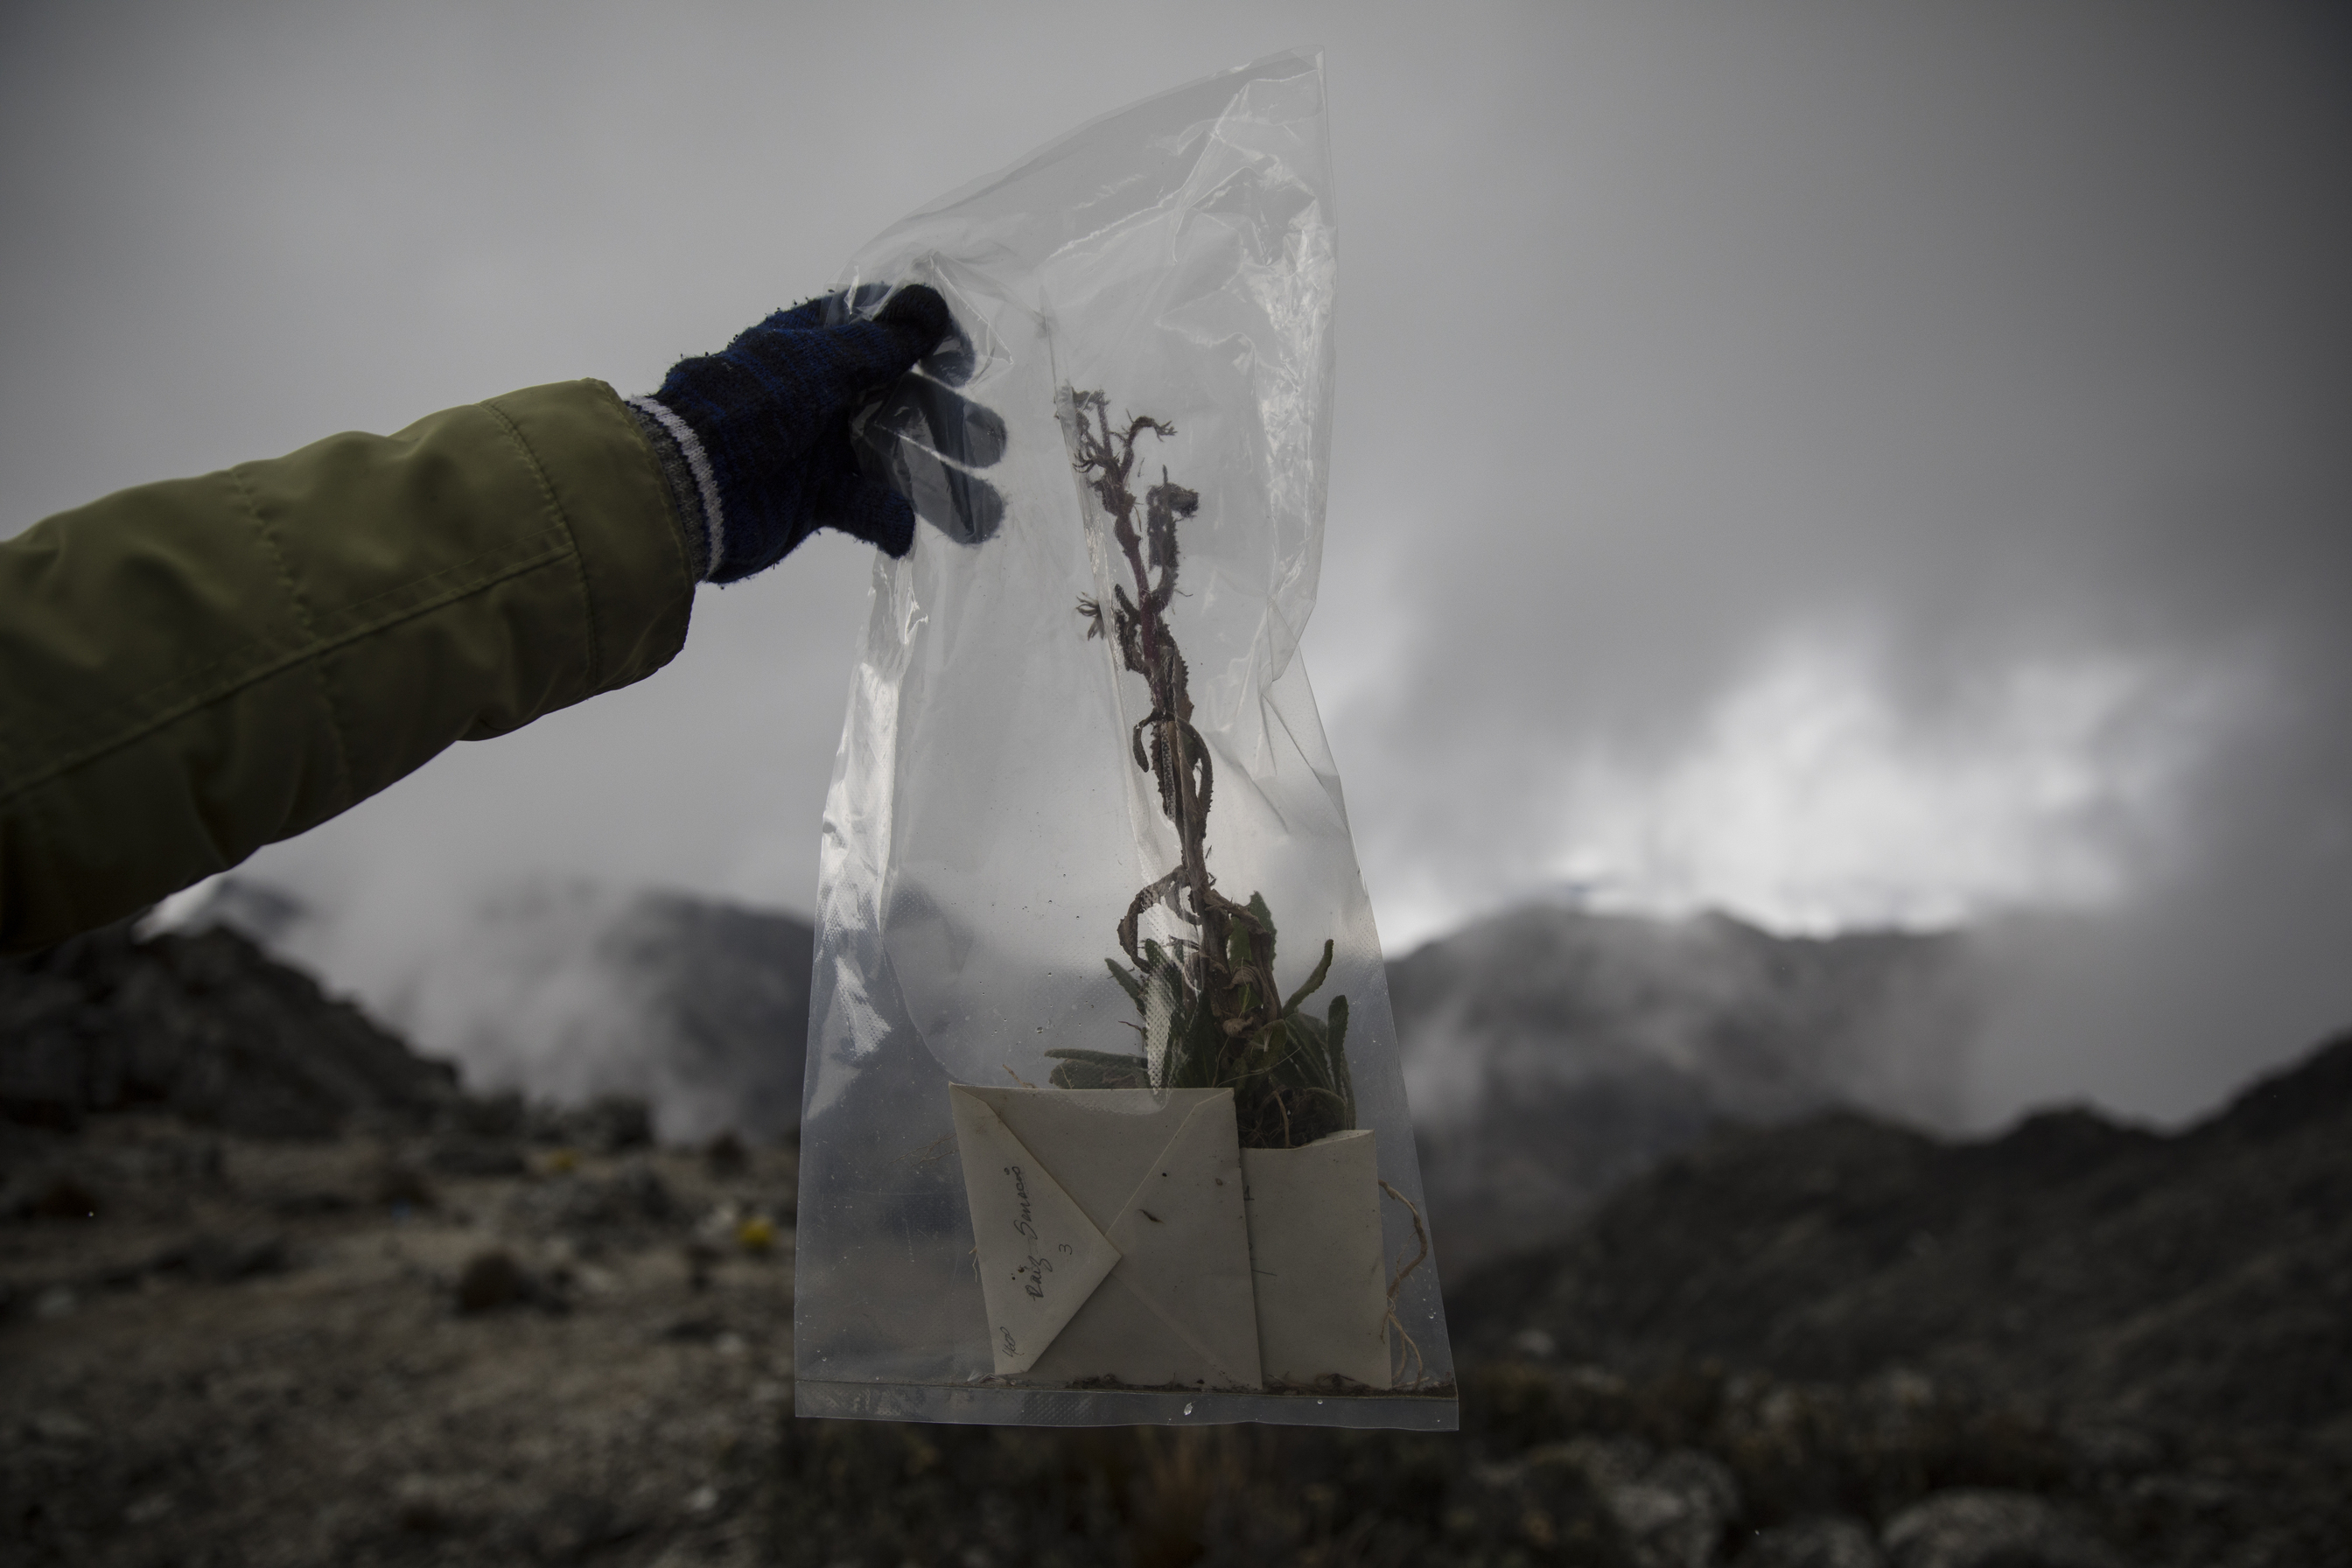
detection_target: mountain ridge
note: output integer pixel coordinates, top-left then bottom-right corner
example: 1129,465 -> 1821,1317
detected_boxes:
1453,1029 -> 2352,1436
164,878 -> 814,1144
1390,902 -> 1978,1269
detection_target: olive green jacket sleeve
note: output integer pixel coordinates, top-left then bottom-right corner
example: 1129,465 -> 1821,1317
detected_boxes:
0,379 -> 696,952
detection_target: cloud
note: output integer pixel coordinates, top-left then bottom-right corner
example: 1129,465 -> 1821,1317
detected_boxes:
7,2 -> 2349,1135
1345,617 -> 2255,933
1550,633 -> 2245,933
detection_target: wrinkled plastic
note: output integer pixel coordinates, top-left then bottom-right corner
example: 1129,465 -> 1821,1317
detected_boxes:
793,50 -> 1455,1430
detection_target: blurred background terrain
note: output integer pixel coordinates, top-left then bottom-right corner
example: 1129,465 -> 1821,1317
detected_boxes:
4,1 -> 2349,1563
7,0 -> 2347,1136
4,914 -> 2347,1564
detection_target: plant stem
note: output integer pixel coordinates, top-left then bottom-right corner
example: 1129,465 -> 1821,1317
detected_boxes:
1054,388 -> 1355,1149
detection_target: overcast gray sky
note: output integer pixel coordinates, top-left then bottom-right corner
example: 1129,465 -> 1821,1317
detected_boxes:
5,2 -> 2347,1129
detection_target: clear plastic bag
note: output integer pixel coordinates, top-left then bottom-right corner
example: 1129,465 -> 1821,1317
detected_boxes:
794,49 -> 1455,1430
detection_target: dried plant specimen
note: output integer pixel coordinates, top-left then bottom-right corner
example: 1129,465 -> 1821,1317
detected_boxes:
1044,390 -> 1355,1151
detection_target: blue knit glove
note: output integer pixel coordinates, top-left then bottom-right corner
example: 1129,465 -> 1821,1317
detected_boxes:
626,284 -> 991,583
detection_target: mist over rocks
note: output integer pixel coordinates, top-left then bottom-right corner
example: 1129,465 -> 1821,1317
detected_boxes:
4,890 -> 2346,1561
172,878 -> 814,1146
0,919 -> 458,1138
146,882 -> 1988,1239
1390,905 -> 1978,1271
1453,1031 -> 2352,1434
1428,1032 -> 2352,1564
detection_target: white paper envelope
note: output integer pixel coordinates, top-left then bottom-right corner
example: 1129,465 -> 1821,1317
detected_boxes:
1241,1129 -> 1392,1389
950,1085 -> 1264,1390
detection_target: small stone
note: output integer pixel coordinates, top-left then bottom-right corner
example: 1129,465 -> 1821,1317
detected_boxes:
172,1232 -> 289,1283
427,1138 -> 526,1179
21,1174 -> 102,1221
1746,1516 -> 1885,1568
1882,1489 -> 2119,1568
574,1096 -> 654,1154
393,1473 -> 466,1536
372,1162 -> 435,1211
2061,1422 -> 2162,1475
31,1410 -> 96,1443
454,1250 -> 527,1314
705,1130 -> 749,1178
451,1090 -> 524,1139
1593,1447 -> 1740,1568
612,1162 -> 675,1221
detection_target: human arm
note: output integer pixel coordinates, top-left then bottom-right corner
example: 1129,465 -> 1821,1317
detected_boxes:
0,284 -> 976,952
0,379 -> 693,951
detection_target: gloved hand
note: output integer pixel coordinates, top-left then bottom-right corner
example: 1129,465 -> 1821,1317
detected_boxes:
626,284 -> 1001,583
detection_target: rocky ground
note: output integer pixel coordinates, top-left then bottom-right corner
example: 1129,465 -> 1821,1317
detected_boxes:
2,1110 -> 799,1566
3,925 -> 2347,1566
1450,1032 -> 2352,1568
0,1108 -> 2090,1568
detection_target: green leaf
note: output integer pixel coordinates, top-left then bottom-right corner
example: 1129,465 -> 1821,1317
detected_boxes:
1248,892 -> 1277,961
1282,939 -> 1335,1016
1326,994 -> 1353,1127
1093,894 -> 1356,1145
1043,1047 -> 1152,1090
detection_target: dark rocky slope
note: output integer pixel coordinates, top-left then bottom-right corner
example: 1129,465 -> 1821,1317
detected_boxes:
8,918 -> 2346,1564
739,1029 -> 2352,1568
1454,1032 -> 2352,1432
1390,906 -> 1976,1269
1441,1032 -> 2352,1564
170,878 -> 815,1144
0,920 -> 458,1138
575,892 -> 814,1144
158,885 -> 1977,1230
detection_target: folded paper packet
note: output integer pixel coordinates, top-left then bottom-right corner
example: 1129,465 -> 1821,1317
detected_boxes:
1241,1129 -> 1392,1390
949,1085 -> 1264,1389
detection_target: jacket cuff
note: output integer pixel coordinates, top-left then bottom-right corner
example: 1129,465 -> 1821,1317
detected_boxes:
483,380 -> 699,696
622,396 -> 716,583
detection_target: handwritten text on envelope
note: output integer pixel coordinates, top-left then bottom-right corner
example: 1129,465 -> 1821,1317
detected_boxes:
949,1085 -> 1264,1389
